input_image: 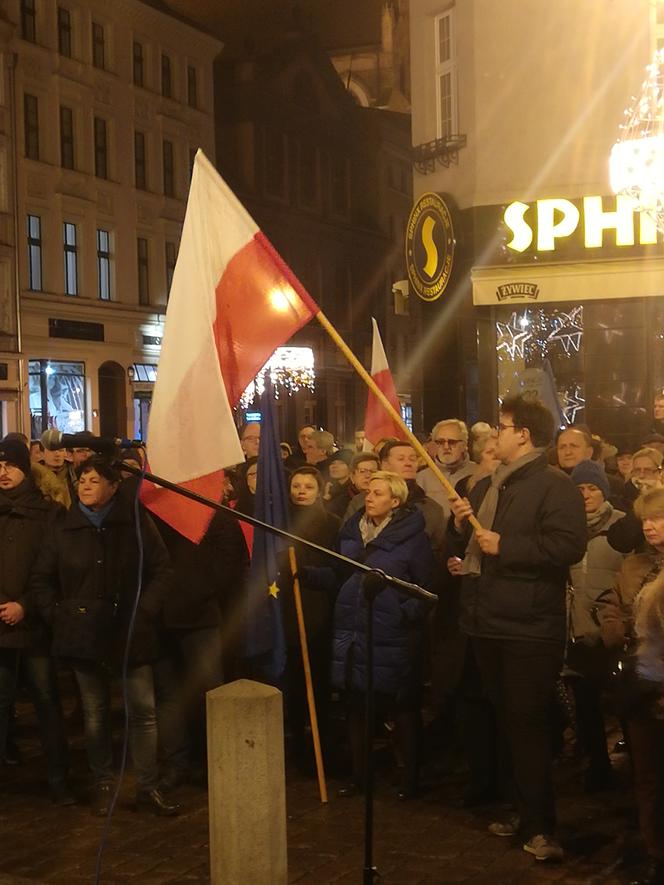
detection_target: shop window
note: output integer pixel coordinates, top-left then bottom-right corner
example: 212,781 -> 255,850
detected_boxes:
27,214 -> 42,291
133,393 -> 152,440
57,7 -> 71,57
94,117 -> 108,179
28,359 -> 86,437
60,106 -> 75,170
63,222 -> 78,296
92,22 -> 105,70
133,41 -> 144,87
435,9 -> 457,140
97,229 -> 111,300
162,139 -> 174,197
161,54 -> 172,98
21,0 -> 36,43
135,130 -> 147,190
24,94 -> 39,160
137,237 -> 149,304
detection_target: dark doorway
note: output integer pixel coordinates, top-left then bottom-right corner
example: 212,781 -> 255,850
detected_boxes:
98,361 -> 126,438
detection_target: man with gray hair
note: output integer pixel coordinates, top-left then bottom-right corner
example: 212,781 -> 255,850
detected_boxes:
305,430 -> 335,480
416,419 -> 477,518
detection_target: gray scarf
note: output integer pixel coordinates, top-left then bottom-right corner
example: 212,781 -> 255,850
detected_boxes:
359,512 -> 393,546
461,448 -> 545,576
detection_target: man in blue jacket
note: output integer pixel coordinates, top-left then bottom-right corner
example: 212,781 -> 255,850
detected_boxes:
448,396 -> 586,863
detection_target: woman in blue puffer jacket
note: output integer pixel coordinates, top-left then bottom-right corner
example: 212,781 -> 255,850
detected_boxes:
322,470 -> 435,799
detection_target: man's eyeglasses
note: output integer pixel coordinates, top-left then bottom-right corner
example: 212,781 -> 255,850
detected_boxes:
496,423 -> 517,433
354,467 -> 377,476
434,438 -> 463,447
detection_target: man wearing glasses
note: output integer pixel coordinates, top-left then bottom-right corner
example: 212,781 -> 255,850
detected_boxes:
448,395 -> 586,863
416,419 -> 477,519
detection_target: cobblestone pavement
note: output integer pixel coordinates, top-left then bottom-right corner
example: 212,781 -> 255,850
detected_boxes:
0,700 -> 643,884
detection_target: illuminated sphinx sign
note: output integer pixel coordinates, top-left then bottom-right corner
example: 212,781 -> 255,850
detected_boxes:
503,195 -> 660,254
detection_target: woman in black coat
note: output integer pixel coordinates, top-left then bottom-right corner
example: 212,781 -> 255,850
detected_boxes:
30,456 -> 178,817
284,466 -> 340,767
0,438 -> 71,804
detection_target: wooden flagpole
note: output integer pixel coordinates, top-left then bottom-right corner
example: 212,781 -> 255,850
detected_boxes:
315,310 -> 482,532
288,545 -> 328,804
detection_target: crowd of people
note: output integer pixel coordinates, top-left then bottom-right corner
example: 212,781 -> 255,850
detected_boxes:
1,398 -> 664,882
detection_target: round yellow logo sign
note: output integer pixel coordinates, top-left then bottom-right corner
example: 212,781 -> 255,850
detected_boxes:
406,193 -> 455,302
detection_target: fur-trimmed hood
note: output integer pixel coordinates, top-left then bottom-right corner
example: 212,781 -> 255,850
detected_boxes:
31,463 -> 71,509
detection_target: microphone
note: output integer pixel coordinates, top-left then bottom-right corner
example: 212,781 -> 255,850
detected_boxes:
41,429 -> 144,454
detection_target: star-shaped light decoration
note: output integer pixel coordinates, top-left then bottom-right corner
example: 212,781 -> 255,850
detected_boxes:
268,581 -> 280,599
561,384 -> 585,423
496,312 -> 531,360
546,306 -> 584,355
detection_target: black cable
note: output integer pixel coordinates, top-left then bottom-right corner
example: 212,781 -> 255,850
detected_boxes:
94,460 -> 147,885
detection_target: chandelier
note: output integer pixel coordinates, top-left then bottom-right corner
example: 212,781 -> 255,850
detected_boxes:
610,48 -> 664,233
239,346 -> 315,409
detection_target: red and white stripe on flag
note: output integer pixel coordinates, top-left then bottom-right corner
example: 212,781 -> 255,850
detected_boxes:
363,318 -> 406,448
142,150 -> 319,541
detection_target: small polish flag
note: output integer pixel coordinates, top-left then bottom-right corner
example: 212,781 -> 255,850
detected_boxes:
142,150 -> 319,541
363,318 -> 406,448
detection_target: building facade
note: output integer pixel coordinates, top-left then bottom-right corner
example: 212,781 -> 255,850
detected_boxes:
0,0 -> 220,439
409,0 -> 664,443
215,30 -> 420,443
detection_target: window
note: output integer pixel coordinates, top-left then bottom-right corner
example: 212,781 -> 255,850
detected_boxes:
187,65 -> 197,108
137,237 -> 149,305
91,21 -> 105,69
63,222 -> 78,296
132,41 -> 144,87
57,7 -> 71,57
97,229 -> 111,300
161,54 -> 172,98
435,10 -> 457,140
27,215 -> 42,291
21,0 -> 36,43
135,131 -> 146,189
330,154 -> 349,217
165,241 -> 177,299
162,139 -> 174,197
94,117 -> 107,179
24,94 -> 39,160
60,106 -> 74,170
264,130 -> 286,199
299,141 -> 319,208
29,360 -> 86,437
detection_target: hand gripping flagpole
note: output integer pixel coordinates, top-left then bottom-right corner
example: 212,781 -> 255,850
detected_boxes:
314,310 -> 483,532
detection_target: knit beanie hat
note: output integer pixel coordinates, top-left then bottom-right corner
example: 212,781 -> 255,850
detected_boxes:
0,437 -> 31,477
570,459 -> 610,499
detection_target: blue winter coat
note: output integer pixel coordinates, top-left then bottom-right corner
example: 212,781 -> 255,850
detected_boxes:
328,506 -> 435,697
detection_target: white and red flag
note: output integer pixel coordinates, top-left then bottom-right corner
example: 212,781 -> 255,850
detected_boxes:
363,318 -> 406,448
142,150 -> 319,541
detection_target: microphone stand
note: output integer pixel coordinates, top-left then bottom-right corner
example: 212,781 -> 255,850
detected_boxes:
118,461 -> 437,882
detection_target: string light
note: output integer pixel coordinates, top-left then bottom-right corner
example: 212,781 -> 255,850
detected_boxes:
240,346 -> 315,409
610,47 -> 664,233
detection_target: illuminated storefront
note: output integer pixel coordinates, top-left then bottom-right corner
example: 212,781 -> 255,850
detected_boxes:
471,194 -> 664,444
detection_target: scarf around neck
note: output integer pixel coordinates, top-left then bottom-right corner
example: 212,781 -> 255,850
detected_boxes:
461,448 -> 545,576
359,511 -> 393,546
586,500 -> 613,537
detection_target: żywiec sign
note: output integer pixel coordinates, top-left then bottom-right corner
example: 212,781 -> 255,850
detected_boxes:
503,194 -> 659,254
496,282 -> 540,301
406,193 -> 455,302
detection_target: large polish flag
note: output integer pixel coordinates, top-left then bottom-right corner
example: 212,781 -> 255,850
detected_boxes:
142,150 -> 319,542
363,318 -> 406,448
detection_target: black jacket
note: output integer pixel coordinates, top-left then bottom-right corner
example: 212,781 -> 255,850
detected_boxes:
447,454 -> 587,644
154,509 -> 249,631
28,495 -> 173,666
0,477 -> 61,649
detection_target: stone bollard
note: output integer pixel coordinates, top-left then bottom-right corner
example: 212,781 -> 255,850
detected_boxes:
207,679 -> 287,885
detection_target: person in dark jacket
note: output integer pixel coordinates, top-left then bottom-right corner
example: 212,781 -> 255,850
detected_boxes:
29,456 -> 178,817
322,470 -> 435,798
449,396 -> 587,863
284,466 -> 340,768
152,506 -> 249,789
0,438 -> 72,804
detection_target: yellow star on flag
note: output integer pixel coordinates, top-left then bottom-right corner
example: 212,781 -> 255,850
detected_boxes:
268,581 -> 280,598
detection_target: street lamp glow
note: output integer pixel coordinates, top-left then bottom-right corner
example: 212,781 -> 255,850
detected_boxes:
269,287 -> 293,313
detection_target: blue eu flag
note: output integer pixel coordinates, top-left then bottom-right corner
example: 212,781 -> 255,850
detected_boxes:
244,381 -> 288,683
